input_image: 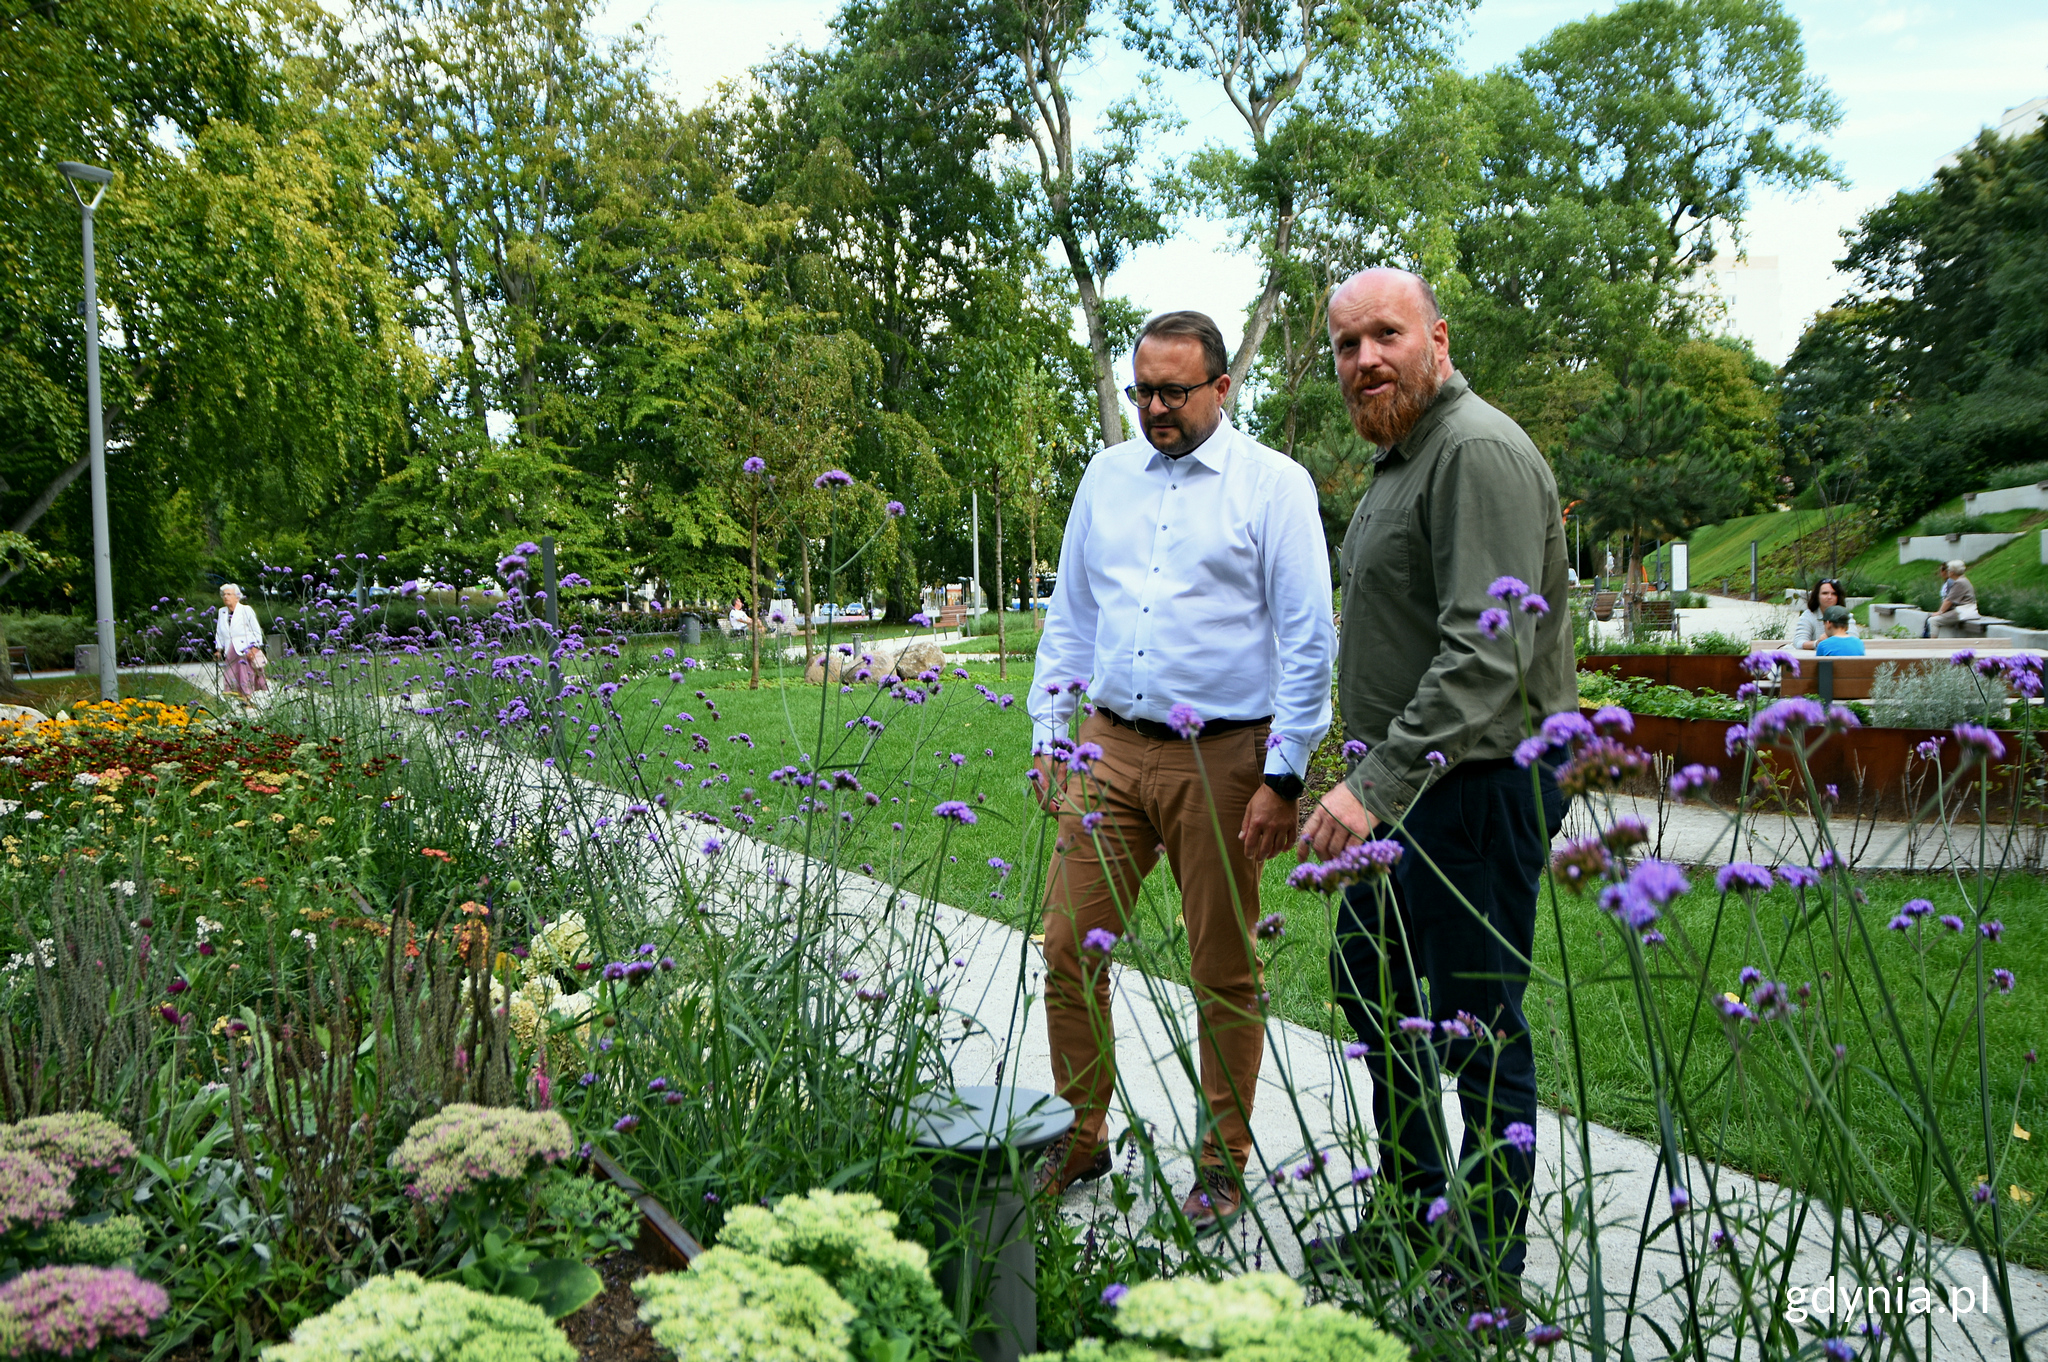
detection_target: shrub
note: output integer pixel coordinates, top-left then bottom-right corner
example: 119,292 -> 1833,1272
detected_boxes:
1023,1273 -> 1407,1362
0,615 -> 93,674
0,1149 -> 75,1233
633,1248 -> 855,1362
260,1272 -> 574,1362
1918,511 -> 2001,537
0,1264 -> 168,1356
716,1189 -> 957,1362
1868,663 -> 2004,729
44,1213 -> 147,1263
0,1111 -> 137,1174
389,1105 -> 575,1205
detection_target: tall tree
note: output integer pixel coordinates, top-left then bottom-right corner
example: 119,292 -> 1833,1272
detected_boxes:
0,0 -> 414,607
1800,117 -> 2048,523
1003,0 -> 1172,446
1553,364 -> 1741,584
1122,0 -> 1467,398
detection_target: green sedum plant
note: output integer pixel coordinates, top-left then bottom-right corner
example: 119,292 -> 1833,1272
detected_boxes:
1023,1274 -> 1407,1362
716,1189 -> 958,1362
634,1247 -> 856,1362
390,1104 -> 602,1318
260,1271 -> 575,1362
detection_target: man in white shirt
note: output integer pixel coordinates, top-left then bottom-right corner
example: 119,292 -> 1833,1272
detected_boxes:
1027,310 -> 1334,1231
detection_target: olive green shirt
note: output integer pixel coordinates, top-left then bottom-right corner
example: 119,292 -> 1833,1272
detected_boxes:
1337,372 -> 1577,825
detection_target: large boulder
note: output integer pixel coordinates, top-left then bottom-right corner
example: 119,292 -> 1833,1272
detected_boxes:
803,651 -> 851,685
873,639 -> 945,681
804,638 -> 946,685
0,704 -> 45,731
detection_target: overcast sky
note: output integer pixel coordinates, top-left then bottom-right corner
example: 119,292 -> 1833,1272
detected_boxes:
595,0 -> 2048,373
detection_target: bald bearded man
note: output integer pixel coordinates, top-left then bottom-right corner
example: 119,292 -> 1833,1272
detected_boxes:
1299,269 -> 1576,1315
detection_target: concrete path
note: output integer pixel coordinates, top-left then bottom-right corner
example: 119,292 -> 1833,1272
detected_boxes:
439,731 -> 2048,1360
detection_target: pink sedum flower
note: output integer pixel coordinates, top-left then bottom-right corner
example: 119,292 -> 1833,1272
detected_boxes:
0,1265 -> 168,1355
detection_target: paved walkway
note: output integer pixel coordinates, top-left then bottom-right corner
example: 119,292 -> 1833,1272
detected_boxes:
445,733 -> 2047,1360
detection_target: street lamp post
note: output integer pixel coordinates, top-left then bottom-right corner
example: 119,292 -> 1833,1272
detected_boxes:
57,161 -> 117,703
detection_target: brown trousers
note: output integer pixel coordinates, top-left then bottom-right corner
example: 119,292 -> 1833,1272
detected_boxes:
1040,710 -> 1268,1170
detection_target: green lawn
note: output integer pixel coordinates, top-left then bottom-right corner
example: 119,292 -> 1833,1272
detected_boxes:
1683,506 -> 1859,590
3,669 -> 216,713
575,659 -> 2048,1263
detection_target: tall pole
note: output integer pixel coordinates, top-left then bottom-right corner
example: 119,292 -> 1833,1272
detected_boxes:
60,162 -> 117,702
971,490 -> 982,615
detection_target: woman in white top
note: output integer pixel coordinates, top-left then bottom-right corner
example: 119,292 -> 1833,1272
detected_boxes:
1792,578 -> 1844,650
213,583 -> 266,700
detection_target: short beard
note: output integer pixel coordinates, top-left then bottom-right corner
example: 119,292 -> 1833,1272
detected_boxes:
1345,358 -> 1443,447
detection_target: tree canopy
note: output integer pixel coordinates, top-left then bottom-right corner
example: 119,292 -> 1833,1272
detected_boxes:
1,0 -> 1844,611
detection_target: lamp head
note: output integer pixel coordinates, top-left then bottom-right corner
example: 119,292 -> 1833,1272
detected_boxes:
56,161 -> 112,210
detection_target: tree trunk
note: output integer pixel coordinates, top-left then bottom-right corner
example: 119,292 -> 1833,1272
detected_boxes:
1226,200 -> 1294,406
748,495 -> 761,691
1066,251 -> 1124,448
799,526 -> 815,652
992,470 -> 1007,681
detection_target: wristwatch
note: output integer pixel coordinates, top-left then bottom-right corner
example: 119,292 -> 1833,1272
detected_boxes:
1263,772 -> 1305,801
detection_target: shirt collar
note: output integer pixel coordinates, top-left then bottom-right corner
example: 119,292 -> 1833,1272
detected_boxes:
1147,415 -> 1233,473
1374,370 -> 1470,466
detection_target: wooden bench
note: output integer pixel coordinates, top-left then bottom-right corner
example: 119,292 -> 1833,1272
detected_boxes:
1780,657 -> 1937,702
5,645 -> 28,677
1633,598 -> 1675,630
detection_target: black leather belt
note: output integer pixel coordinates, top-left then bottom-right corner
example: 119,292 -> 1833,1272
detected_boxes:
1098,707 -> 1270,741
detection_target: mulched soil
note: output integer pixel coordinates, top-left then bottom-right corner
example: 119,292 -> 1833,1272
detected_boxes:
559,1250 -> 673,1361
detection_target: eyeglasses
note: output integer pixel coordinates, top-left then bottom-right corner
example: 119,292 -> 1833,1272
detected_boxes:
1124,376 -> 1222,410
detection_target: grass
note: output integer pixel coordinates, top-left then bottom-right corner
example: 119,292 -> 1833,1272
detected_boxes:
2,669 -> 216,712
1683,506 -> 1860,590
574,653 -> 2048,1263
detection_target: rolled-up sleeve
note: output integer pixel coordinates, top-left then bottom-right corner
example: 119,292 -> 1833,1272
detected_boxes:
1261,464 -> 1334,777
1028,464 -> 1099,751
1349,439 -> 1551,822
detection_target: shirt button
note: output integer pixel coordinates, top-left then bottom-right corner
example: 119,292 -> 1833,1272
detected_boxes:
1137,650 -> 1144,656
1136,693 -> 1143,699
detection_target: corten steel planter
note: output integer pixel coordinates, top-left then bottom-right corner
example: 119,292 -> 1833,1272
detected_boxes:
1578,654 -> 1752,695
1607,711 -> 2034,816
589,1146 -> 703,1269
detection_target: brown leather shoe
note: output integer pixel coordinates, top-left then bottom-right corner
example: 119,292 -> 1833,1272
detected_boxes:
1032,1130 -> 1112,1197
1179,1163 -> 1244,1233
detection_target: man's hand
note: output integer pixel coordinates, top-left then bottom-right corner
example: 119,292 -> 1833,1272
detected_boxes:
1029,755 -> 1064,816
1298,780 -> 1377,861
1237,785 -> 1296,863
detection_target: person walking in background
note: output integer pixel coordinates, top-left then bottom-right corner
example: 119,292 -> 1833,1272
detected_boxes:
213,583 -> 266,703
1792,578 -> 1845,649
1298,268 -> 1575,1319
1815,604 -> 1865,655
1027,309 -> 1334,1232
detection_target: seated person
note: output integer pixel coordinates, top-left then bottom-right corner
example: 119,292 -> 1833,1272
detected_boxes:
1792,578 -> 1845,650
1926,560 -> 1978,635
726,597 -> 752,635
1815,605 -> 1865,656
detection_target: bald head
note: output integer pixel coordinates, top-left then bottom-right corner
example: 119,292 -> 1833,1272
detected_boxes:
1330,268 -> 1442,327
1327,268 -> 1452,446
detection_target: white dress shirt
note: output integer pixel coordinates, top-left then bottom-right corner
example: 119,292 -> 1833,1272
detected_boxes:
1029,416 -> 1334,778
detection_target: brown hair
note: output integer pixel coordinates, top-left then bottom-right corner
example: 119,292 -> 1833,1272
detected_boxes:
1136,311 -> 1228,380
1805,578 -> 1844,614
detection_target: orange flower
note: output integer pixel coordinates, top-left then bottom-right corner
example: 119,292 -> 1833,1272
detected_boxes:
420,848 -> 451,862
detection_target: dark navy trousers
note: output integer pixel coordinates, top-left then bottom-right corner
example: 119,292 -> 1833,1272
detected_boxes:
1331,756 -> 1567,1277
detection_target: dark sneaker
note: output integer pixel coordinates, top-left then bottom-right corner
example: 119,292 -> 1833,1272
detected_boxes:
1428,1267 -> 1529,1339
